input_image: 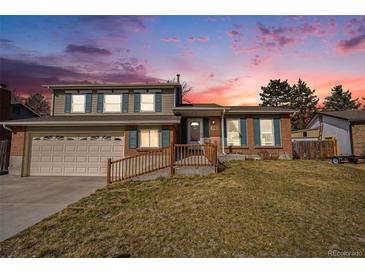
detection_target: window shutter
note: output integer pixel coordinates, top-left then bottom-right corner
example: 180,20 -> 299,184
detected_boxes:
181,118 -> 187,144
162,128 -> 170,148
224,118 -> 227,146
85,93 -> 92,113
122,93 -> 129,112
134,93 -> 140,112
203,118 -> 210,138
97,94 -> 104,113
253,118 -> 261,146
240,118 -> 247,146
274,118 -> 281,146
128,129 -> 138,149
155,93 -> 161,112
64,94 -> 72,113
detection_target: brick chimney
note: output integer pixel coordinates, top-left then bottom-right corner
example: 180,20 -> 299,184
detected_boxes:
176,74 -> 180,83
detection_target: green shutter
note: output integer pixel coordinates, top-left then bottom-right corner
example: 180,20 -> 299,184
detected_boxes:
85,94 -> 92,113
274,118 -> 281,146
203,118 -> 210,138
181,118 -> 187,144
97,94 -> 104,113
224,118 -> 227,146
162,128 -> 170,147
155,93 -> 161,112
134,93 -> 140,112
253,118 -> 261,146
64,94 -> 72,113
128,129 -> 138,149
240,118 -> 247,146
122,93 -> 128,112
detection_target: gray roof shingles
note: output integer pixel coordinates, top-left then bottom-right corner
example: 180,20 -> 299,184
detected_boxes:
320,110 -> 365,122
1,115 -> 180,125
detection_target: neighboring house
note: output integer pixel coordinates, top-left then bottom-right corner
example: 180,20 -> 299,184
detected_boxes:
291,128 -> 320,141
1,76 -> 294,177
306,110 -> 365,156
10,102 -> 40,120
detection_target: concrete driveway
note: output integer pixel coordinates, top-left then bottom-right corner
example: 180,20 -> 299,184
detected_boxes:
0,176 -> 105,241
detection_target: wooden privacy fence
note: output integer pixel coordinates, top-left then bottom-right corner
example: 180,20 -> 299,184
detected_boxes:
292,140 -> 337,160
107,143 -> 218,183
0,140 -> 9,172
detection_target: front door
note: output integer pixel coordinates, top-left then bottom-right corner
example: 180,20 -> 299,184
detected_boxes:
187,118 -> 203,144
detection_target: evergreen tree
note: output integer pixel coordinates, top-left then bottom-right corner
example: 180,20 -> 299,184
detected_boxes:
259,79 -> 292,107
323,85 -> 361,111
25,93 -> 50,116
290,79 -> 319,130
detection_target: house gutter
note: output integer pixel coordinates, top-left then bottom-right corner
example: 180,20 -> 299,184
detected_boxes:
221,108 -> 226,155
2,124 -> 13,132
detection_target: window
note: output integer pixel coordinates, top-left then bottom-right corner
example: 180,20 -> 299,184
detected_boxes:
227,119 -> 241,146
71,94 -> 86,113
260,119 -> 274,146
140,129 -> 159,148
140,94 -> 155,112
104,94 -> 121,112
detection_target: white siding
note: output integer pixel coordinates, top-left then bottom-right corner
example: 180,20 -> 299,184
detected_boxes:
322,116 -> 352,156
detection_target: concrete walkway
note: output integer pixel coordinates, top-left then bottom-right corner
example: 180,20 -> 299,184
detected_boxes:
0,176 -> 105,241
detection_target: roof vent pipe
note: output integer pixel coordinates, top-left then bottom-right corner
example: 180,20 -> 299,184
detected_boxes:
176,74 -> 180,83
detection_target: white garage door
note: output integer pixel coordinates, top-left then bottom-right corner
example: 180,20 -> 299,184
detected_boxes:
30,135 -> 124,176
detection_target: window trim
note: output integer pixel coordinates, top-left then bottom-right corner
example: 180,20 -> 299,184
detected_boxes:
226,118 -> 241,147
140,93 -> 155,112
71,94 -> 86,113
103,94 -> 122,113
259,118 -> 275,147
139,129 -> 160,148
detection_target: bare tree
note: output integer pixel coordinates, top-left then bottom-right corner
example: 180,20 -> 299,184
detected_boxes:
168,76 -> 193,104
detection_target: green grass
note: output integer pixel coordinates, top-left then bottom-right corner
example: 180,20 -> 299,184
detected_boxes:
1,161 -> 364,257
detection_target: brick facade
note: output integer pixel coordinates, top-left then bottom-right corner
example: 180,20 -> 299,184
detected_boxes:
351,123 -> 365,156
9,127 -> 26,157
223,115 -> 292,159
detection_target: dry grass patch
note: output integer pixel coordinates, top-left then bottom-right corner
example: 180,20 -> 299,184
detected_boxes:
0,161 -> 364,257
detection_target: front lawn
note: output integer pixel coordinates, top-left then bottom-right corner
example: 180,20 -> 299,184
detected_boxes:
1,161 -> 364,257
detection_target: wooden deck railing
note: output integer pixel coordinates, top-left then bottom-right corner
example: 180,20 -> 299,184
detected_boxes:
107,147 -> 171,183
107,143 -> 218,183
173,144 -> 217,168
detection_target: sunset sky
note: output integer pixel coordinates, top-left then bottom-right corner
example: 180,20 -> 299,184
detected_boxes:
1,15 -> 365,105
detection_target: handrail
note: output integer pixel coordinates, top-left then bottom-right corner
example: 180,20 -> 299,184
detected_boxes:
107,143 -> 218,183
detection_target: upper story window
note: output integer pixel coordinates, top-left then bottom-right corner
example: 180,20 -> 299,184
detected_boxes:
71,94 -> 86,113
227,119 -> 241,146
260,119 -> 274,146
140,93 -> 155,112
104,94 -> 122,112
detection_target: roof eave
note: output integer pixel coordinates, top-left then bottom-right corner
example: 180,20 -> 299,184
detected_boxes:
0,119 -> 181,126
42,83 -> 181,89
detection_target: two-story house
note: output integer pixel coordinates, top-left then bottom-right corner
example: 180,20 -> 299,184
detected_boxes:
2,75 -> 294,177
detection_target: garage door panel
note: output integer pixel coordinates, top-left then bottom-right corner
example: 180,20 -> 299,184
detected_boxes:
30,136 -> 124,176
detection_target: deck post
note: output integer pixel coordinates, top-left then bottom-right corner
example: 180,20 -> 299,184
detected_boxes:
169,143 -> 175,175
107,158 -> 112,184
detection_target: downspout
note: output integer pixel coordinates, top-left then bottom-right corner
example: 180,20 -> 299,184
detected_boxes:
349,121 -> 354,156
221,108 -> 226,155
2,124 -> 13,132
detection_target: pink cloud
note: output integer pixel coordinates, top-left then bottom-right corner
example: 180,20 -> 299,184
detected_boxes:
337,33 -> 365,52
227,30 -> 240,37
188,36 -> 209,43
161,37 -> 179,43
